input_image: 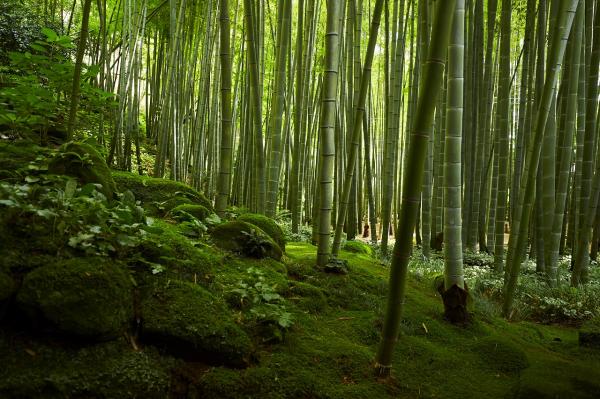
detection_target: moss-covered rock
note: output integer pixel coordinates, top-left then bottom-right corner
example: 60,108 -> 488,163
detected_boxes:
238,213 -> 286,251
112,171 -> 213,215
127,219 -> 220,283
210,221 -> 283,261
140,280 -> 253,367
16,258 -> 133,339
473,337 -> 529,373
48,142 -> 116,199
170,204 -> 212,221
342,240 -> 373,256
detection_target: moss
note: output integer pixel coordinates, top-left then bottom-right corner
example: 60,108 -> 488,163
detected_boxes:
0,140 -> 47,180
579,316 -> 600,348
16,258 -> 133,339
0,332 -> 175,398
170,204 -> 212,221
237,213 -> 286,251
210,221 -> 283,261
128,219 -> 221,283
213,257 -> 290,304
112,171 -> 213,215
48,142 -> 116,199
473,336 -> 529,373
140,280 -> 254,367
342,240 -> 373,256
285,242 -> 387,311
286,281 -> 328,314
514,359 -> 600,399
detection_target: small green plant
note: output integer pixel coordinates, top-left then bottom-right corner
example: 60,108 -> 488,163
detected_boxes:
229,267 -> 293,342
241,228 -> 273,258
0,161 -> 161,257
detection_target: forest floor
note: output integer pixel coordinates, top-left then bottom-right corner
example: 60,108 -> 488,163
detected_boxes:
1,141 -> 600,398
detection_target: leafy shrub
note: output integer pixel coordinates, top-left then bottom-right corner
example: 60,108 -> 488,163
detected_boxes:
229,267 -> 294,342
0,162 -> 160,257
0,27 -> 114,139
404,249 -> 600,325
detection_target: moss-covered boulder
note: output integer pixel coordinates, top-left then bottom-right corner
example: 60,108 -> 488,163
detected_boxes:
210,221 -> 283,261
16,258 -> 133,339
238,213 -> 286,251
170,204 -> 212,221
112,171 -> 213,215
48,142 -> 116,199
0,271 -> 16,319
473,337 -> 529,373
140,280 -> 253,367
342,240 -> 373,256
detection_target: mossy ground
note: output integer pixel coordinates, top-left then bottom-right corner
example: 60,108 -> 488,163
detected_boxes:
2,142 -> 600,398
192,243 -> 600,399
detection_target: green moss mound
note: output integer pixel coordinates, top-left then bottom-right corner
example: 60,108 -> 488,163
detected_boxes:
48,142 -> 116,199
130,220 -> 221,282
16,258 -> 132,339
140,280 -> 253,367
473,337 -> 529,373
170,204 -> 212,221
342,240 -> 373,256
238,213 -> 286,251
210,221 -> 283,261
112,171 -> 213,215
0,333 -> 175,399
286,281 -> 328,314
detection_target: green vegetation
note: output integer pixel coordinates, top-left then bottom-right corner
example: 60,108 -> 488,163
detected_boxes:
48,142 -> 116,199
342,240 -> 374,256
238,213 -> 287,251
112,171 -> 213,216
1,153 -> 599,396
210,221 -> 283,261
140,280 -> 254,367
1,0 -> 600,396
17,258 -> 132,338
169,204 -> 212,222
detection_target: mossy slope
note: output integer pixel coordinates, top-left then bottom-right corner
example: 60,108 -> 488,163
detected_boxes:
112,171 -> 213,215
48,142 -> 116,199
140,280 -> 254,367
2,143 -> 599,398
190,243 -> 600,399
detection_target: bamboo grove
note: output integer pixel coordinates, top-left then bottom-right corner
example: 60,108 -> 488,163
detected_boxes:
23,0 -> 600,375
